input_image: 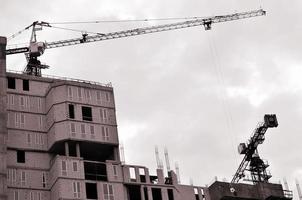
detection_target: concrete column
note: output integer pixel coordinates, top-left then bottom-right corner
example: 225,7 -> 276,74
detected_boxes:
145,168 -> 151,184
140,186 -> 145,200
76,142 -> 80,157
64,142 -> 69,156
147,187 -> 153,200
0,36 -> 7,200
156,169 -> 165,184
161,188 -> 169,200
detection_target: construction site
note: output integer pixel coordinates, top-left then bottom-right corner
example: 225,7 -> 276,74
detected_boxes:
0,2 -> 301,200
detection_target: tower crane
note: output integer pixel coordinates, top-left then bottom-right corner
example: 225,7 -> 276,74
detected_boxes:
5,9 -> 265,76
231,114 -> 279,184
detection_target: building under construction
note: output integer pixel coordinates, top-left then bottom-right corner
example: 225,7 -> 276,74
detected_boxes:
0,35 -> 294,200
0,7 -> 296,200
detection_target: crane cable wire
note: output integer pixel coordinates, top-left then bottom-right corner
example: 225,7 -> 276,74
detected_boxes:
45,25 -> 105,35
49,16 -> 208,25
206,31 -> 240,170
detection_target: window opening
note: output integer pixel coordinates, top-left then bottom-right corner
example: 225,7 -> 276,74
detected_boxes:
37,98 -> 42,110
42,172 -> 47,188
105,92 -> 110,101
85,89 -> 91,101
151,188 -> 162,200
21,171 -> 26,186
96,91 -> 101,102
82,106 -> 92,121
144,187 -> 149,200
23,79 -> 29,91
10,95 -> 14,105
139,168 -> 146,183
27,133 -> 31,145
73,162 -> 78,172
17,150 -> 25,163
127,185 -> 141,200
168,189 -> 174,200
103,184 -> 114,200
70,123 -> 76,136
84,161 -> 107,181
15,113 -> 19,127
69,142 -> 77,157
38,116 -> 43,130
100,108 -> 107,122
68,87 -> 73,99
20,114 -> 25,127
130,167 -> 136,182
73,181 -> 81,198
62,160 -> 67,176
14,190 -> 19,200
86,182 -> 98,199
7,77 -> 16,89
68,104 -> 75,119
101,126 -> 109,141
90,125 -> 95,138
30,191 -> 34,200
20,96 -> 25,109
81,124 -> 86,137
78,88 -> 82,100
113,165 -> 118,178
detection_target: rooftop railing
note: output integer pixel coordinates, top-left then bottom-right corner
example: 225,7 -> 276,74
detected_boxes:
7,69 -> 112,87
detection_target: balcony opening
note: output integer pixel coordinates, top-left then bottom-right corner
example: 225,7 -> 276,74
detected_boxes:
82,106 -> 92,121
84,161 -> 107,181
17,150 -> 25,163
168,189 -> 174,200
86,182 -> 98,199
80,142 -> 115,162
151,188 -> 162,200
144,187 -> 149,200
68,141 -> 77,157
7,77 -> 16,89
127,185 -> 141,200
68,104 -> 75,119
23,79 -> 29,91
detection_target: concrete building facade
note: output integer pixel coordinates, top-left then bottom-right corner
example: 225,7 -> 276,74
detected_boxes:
0,36 -> 293,200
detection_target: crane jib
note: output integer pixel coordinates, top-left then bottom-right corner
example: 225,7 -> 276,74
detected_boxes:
5,9 -> 265,56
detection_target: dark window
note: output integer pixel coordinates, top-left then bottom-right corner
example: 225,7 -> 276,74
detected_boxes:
82,106 -> 92,121
128,185 -> 142,200
86,183 -> 98,199
84,161 -> 107,181
151,188 -> 162,200
144,187 -> 149,200
68,104 -> 75,119
168,189 -> 174,200
23,79 -> 29,91
17,150 -> 25,163
68,142 -> 77,157
7,77 -> 16,89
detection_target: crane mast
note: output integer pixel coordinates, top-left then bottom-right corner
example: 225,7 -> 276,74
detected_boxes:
231,114 -> 278,184
5,9 -> 265,76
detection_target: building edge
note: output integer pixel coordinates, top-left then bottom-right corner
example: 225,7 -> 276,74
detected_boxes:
0,36 -> 8,200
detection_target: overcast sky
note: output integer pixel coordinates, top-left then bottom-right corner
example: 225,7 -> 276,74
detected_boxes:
1,0 -> 302,198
